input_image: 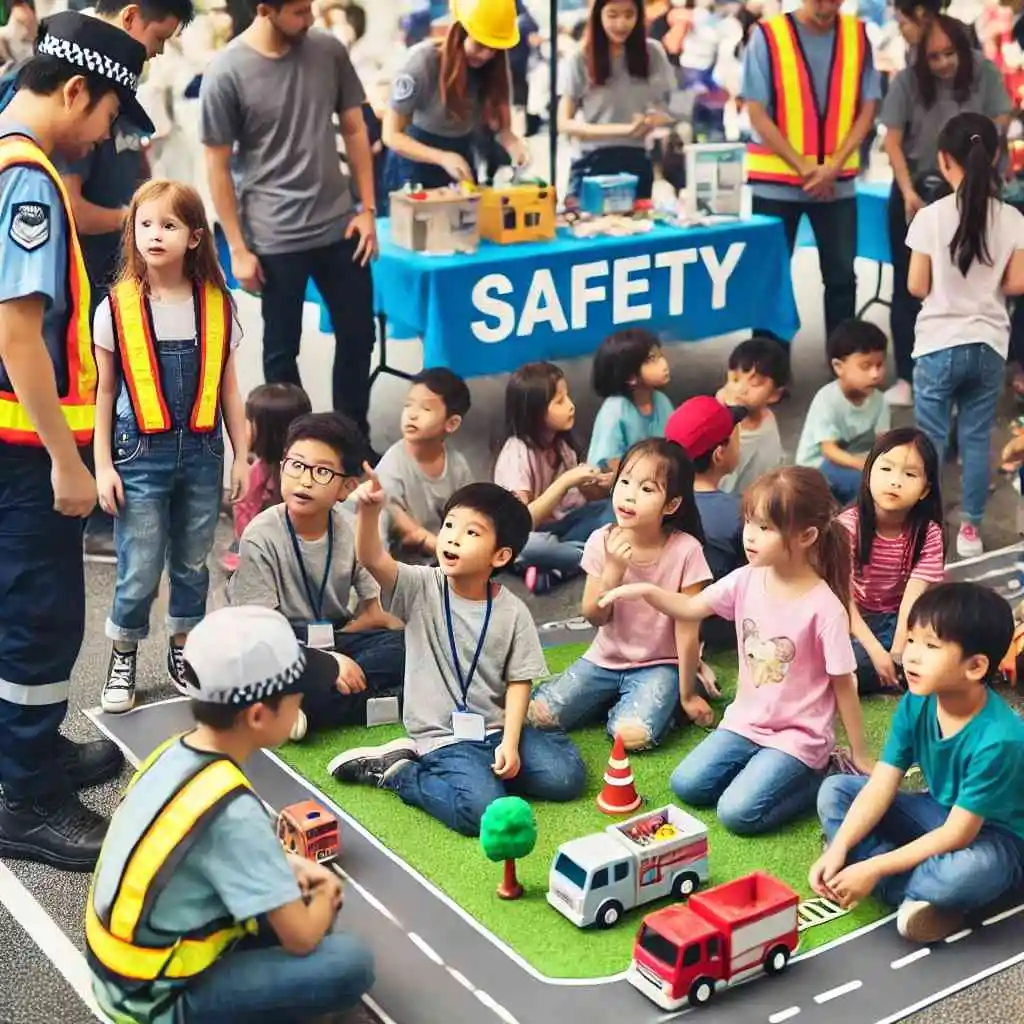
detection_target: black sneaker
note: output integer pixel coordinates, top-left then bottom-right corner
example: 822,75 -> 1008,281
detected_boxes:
56,735 -> 124,791
167,640 -> 189,695
0,792 -> 108,871
102,647 -> 137,714
327,738 -> 419,787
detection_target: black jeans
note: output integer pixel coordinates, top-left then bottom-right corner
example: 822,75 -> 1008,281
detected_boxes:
752,194 -> 857,342
257,237 -> 375,439
886,180 -> 919,383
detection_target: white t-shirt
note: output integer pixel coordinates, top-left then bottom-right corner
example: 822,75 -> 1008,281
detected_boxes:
92,293 -> 243,352
906,194 -> 1024,360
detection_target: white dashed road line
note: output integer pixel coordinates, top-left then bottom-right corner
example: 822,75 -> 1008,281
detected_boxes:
944,929 -> 973,944
408,932 -> 445,966
982,903 -> 1024,928
475,988 -> 522,1024
813,979 -> 862,1004
768,1006 -> 801,1022
891,948 -> 930,970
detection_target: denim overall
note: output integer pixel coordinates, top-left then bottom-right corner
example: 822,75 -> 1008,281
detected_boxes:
107,334 -> 224,642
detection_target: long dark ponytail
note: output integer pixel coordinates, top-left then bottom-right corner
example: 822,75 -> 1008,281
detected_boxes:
937,112 -> 1001,277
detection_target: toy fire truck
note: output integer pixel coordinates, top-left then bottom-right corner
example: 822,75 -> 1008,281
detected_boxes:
276,800 -> 340,863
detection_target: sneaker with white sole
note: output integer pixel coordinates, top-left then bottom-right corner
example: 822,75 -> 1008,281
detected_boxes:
289,708 -> 308,743
896,900 -> 965,943
884,379 -> 913,407
956,523 -> 983,559
167,641 -> 190,695
327,738 -> 419,787
102,648 -> 137,714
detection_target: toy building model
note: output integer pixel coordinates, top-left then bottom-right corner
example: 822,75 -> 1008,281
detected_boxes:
390,186 -> 482,255
579,173 -> 639,216
627,871 -> 800,1011
277,800 -> 340,863
478,182 -> 556,244
547,804 -> 709,928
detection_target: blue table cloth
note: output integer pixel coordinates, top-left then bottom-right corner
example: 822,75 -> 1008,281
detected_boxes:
369,216 -> 799,378
796,181 -> 891,264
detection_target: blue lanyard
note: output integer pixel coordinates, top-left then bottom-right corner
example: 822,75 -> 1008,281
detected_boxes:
285,511 -> 333,622
443,579 -> 492,712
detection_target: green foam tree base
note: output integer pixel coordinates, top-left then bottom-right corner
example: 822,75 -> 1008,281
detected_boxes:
279,644 -> 897,979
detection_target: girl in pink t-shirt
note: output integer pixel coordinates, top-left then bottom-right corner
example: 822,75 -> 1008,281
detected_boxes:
841,428 -> 945,696
494,362 -> 614,593
528,439 -> 712,750
601,466 -> 873,835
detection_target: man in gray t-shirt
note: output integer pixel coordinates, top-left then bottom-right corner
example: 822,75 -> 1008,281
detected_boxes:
200,1 -> 380,444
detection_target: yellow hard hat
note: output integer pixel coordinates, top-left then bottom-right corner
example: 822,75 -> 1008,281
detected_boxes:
451,0 -> 521,50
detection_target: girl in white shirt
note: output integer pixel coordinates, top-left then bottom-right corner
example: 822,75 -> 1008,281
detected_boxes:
906,111 -> 1024,558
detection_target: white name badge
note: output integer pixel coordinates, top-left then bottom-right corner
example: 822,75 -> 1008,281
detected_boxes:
452,710 -> 486,742
306,621 -> 335,650
366,696 -> 401,726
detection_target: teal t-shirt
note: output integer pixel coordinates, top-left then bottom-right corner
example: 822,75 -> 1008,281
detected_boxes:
881,691 -> 1024,840
794,379 -> 890,469
586,392 -> 675,468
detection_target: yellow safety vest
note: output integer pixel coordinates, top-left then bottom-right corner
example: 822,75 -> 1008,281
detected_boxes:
109,279 -> 230,434
86,744 -> 259,987
746,14 -> 867,186
0,135 -> 96,446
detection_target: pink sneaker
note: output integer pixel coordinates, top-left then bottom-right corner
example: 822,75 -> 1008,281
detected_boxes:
956,523 -> 983,559
220,551 -> 241,574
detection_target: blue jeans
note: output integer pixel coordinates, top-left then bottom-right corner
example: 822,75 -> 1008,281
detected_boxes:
177,930 -> 374,1023
671,728 -> 823,835
852,610 -> 900,696
518,499 -> 615,575
386,727 -> 586,836
913,343 -> 1005,524
818,775 -> 1024,911
821,459 -> 862,506
530,657 -> 679,749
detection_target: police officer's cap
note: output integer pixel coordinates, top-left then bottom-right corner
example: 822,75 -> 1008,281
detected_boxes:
33,10 -> 155,135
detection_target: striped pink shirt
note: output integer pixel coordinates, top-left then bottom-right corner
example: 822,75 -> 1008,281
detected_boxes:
838,507 -> 945,614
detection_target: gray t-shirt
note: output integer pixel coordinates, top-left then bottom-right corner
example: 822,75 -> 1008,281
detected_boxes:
559,39 -> 675,153
199,30 -> 366,255
230,504 -> 379,627
385,564 -> 548,754
720,412 -> 785,494
376,441 -> 475,561
389,39 -> 496,138
880,57 -> 1010,174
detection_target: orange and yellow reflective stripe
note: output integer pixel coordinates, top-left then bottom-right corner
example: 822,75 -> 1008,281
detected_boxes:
111,279 -> 170,433
191,283 -> 230,432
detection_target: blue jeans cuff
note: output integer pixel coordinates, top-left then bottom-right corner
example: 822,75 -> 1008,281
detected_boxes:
166,615 -> 203,636
105,618 -> 150,643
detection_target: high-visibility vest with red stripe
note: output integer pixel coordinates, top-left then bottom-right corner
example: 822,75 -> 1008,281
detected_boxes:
109,279 -> 230,434
0,136 -> 96,446
746,14 -> 867,186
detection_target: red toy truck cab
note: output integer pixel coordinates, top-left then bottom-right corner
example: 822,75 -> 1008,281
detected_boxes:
627,872 -> 800,1011
276,800 -> 340,863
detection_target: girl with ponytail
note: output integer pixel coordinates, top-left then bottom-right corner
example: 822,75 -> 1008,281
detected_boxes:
906,111 -> 1024,558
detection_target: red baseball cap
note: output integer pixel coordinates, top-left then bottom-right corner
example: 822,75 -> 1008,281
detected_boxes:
665,396 -> 747,460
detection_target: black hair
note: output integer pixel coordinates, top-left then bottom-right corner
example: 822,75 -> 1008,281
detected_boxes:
189,692 -> 286,730
95,0 -> 195,25
16,54 -> 119,107
500,361 -> 582,492
937,111 -> 1001,277
617,438 -> 705,542
442,482 -> 533,562
728,335 -> 791,389
690,448 -> 717,474
345,1 -> 366,40
413,367 -> 472,418
915,14 -> 973,108
853,427 -> 944,571
246,383 -> 312,496
893,0 -> 941,16
284,411 -> 368,478
826,319 -> 888,362
907,583 -> 1014,683
592,328 -> 662,399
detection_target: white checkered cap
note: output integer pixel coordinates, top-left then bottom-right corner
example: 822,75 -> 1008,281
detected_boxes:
182,606 -> 308,707
37,35 -> 140,92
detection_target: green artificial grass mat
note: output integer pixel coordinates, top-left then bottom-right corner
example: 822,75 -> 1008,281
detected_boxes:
280,644 -> 898,980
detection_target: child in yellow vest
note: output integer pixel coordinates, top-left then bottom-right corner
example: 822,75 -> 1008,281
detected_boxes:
93,180 -> 248,714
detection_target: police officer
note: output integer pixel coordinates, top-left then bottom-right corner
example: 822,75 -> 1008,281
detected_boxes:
0,11 -> 154,870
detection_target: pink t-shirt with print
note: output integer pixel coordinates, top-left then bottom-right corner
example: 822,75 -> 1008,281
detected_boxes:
494,437 -> 586,522
703,566 -> 857,770
582,526 -> 712,670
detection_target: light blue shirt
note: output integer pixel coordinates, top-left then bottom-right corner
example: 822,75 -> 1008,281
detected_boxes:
586,392 -> 675,468
740,16 -> 881,203
0,124 -> 69,396
795,379 -> 890,468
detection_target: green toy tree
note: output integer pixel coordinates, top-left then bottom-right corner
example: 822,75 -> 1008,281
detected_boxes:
479,796 -> 538,900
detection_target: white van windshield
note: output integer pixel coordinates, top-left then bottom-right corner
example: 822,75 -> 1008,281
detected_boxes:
553,853 -> 588,889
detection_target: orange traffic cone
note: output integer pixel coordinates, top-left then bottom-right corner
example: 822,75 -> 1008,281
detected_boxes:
596,734 -> 642,815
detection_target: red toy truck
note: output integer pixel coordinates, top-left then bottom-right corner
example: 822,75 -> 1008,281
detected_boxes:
626,872 -> 800,1011
276,800 -> 340,863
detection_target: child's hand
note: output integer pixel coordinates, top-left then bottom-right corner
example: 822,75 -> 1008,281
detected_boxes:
828,859 -> 881,909
564,463 -> 601,490
331,652 -> 367,694
229,457 -> 249,503
605,527 -> 634,570
96,465 -> 125,516
492,740 -> 521,780
352,462 -> 386,507
681,693 -> 715,728
870,648 -> 901,690
1000,433 -> 1024,468
598,582 -> 655,608
808,845 -> 847,900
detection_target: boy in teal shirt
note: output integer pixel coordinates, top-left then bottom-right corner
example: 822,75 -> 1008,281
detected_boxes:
811,583 -> 1024,943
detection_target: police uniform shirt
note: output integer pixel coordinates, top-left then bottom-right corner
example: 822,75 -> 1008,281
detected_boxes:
389,39 -> 497,138
559,39 -> 675,154
0,125 -> 70,416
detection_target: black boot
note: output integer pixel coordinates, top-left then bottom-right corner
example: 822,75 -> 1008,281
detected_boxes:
56,735 -> 124,791
0,792 -> 108,871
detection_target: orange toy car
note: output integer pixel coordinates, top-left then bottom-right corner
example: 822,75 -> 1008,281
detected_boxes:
277,800 -> 340,862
